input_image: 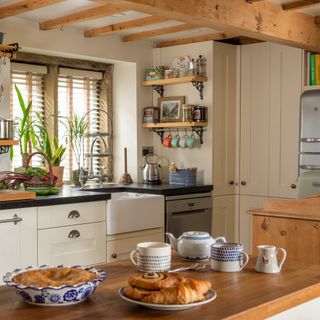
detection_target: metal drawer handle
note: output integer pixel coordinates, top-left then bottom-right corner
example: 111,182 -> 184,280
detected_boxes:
68,230 -> 80,239
111,253 -> 117,259
68,210 -> 80,219
0,214 -> 22,225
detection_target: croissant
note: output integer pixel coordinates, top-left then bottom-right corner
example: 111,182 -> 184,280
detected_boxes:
142,279 -> 211,304
128,272 -> 183,290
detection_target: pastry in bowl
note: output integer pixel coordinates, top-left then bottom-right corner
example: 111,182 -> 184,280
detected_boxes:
123,272 -> 211,304
3,265 -> 107,306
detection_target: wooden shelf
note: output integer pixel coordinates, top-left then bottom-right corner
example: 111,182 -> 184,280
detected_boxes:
0,140 -> 18,146
142,121 -> 207,128
0,140 -> 18,155
142,122 -> 207,144
142,76 -> 207,86
0,43 -> 19,58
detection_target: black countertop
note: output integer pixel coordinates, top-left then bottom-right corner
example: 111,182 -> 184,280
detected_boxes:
0,183 -> 213,210
81,182 -> 213,196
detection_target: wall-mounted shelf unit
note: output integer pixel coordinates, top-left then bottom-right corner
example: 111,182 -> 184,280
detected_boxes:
142,122 -> 207,144
0,43 -> 19,58
142,76 -> 207,99
0,140 -> 18,155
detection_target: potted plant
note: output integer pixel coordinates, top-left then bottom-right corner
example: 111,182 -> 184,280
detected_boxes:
13,84 -> 37,167
60,114 -> 87,185
36,122 -> 66,187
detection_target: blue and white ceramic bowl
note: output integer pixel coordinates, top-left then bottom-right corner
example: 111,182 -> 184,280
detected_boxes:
3,265 -> 107,306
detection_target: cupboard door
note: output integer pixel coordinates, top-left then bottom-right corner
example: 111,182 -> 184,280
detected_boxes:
239,195 -> 269,253
38,222 -> 106,266
0,208 -> 37,283
269,44 -> 302,198
212,42 -> 237,195
212,195 -> 236,242
240,43 -> 270,196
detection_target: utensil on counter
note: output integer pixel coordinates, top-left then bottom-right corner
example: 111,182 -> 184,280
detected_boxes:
255,245 -> 286,273
169,263 -> 207,273
119,147 -> 133,185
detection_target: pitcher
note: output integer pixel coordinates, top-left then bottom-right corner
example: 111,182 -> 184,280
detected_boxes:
255,245 -> 287,273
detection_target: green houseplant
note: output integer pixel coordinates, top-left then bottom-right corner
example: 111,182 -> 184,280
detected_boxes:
36,122 -> 66,187
13,84 -> 37,167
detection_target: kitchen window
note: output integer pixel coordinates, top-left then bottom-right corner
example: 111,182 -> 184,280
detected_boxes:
10,53 -> 113,182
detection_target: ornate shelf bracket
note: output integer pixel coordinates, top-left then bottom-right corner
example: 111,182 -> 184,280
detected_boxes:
192,126 -> 205,144
152,85 -> 164,97
0,146 -> 10,155
152,128 -> 166,143
191,81 -> 204,100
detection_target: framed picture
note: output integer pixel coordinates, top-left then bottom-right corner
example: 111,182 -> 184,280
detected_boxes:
158,96 -> 185,122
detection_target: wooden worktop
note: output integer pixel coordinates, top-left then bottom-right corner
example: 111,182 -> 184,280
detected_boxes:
0,257 -> 319,320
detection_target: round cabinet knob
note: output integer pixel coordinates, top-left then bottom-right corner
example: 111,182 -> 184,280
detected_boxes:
241,181 -> 246,186
229,181 -> 234,185
111,253 -> 117,259
280,230 -> 287,236
290,184 -> 296,189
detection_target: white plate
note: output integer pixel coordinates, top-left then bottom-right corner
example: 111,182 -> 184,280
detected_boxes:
119,287 -> 217,311
172,56 -> 191,73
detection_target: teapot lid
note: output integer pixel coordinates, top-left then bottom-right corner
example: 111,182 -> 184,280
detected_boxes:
182,231 -> 211,239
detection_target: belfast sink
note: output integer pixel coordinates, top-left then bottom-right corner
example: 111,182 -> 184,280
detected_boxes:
106,192 -> 164,235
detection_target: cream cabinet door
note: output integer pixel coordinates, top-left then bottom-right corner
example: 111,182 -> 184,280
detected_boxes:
269,44 -> 302,198
240,43 -> 270,196
0,208 -> 37,283
212,42 -> 237,195
38,222 -> 106,266
212,195 -> 236,242
238,195 -> 269,254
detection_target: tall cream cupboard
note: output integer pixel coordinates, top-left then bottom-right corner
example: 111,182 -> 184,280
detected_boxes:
213,42 -> 302,252
239,43 -> 302,252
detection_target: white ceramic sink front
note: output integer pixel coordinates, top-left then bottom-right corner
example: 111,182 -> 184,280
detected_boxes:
106,192 -> 164,235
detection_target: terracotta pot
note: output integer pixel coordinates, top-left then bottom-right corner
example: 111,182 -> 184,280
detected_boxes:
52,166 -> 64,187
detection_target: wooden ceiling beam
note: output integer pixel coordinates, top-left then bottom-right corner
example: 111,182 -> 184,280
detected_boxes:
96,0 -> 320,51
0,0 -> 64,19
156,32 -> 238,48
84,16 -> 168,37
122,23 -> 196,42
282,0 -> 320,11
39,4 -> 125,30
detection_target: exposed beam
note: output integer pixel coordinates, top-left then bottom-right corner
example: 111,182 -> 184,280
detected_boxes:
122,23 -> 196,42
0,0 -> 64,19
39,4 -> 125,30
282,0 -> 320,11
97,0 -> 320,51
156,32 -> 237,48
84,16 -> 167,37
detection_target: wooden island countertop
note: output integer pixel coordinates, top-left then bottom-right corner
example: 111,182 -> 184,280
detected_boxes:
0,257 -> 319,320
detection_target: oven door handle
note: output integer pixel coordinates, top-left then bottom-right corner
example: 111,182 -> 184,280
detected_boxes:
171,208 -> 210,216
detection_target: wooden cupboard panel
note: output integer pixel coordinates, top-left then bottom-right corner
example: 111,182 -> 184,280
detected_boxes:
269,44 -> 302,198
38,201 -> 106,229
212,42 -> 237,195
240,43 -> 270,196
0,208 -> 37,284
252,215 -> 320,264
38,222 -> 106,266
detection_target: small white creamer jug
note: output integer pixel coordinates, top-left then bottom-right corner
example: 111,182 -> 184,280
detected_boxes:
255,245 -> 287,273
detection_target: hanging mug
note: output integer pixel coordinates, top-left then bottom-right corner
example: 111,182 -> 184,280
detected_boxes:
179,134 -> 188,148
171,134 -> 180,148
163,134 -> 172,148
186,133 -> 195,149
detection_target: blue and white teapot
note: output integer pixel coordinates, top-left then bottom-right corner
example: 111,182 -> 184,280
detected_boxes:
166,231 -> 226,261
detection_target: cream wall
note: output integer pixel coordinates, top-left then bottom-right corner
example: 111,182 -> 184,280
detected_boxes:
152,42 -> 213,184
0,17 -> 154,180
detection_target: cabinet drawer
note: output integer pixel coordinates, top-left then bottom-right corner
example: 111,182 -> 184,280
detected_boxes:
106,228 -> 163,263
38,201 -> 106,229
38,222 -> 106,266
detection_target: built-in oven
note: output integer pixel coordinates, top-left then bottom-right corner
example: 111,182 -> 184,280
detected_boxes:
165,192 -> 212,238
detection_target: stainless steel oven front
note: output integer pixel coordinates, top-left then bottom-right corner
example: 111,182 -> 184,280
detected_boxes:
165,192 -> 212,238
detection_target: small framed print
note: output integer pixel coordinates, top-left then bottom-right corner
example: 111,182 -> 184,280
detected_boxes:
158,96 -> 185,122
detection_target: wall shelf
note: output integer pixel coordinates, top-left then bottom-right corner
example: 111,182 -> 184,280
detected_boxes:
0,140 -> 18,155
0,43 -> 19,58
142,76 -> 207,99
142,122 -> 207,144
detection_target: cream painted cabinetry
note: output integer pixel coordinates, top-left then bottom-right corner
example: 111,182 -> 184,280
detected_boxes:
106,227 -> 163,263
0,208 -> 37,284
238,43 -> 302,252
38,201 -> 106,266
